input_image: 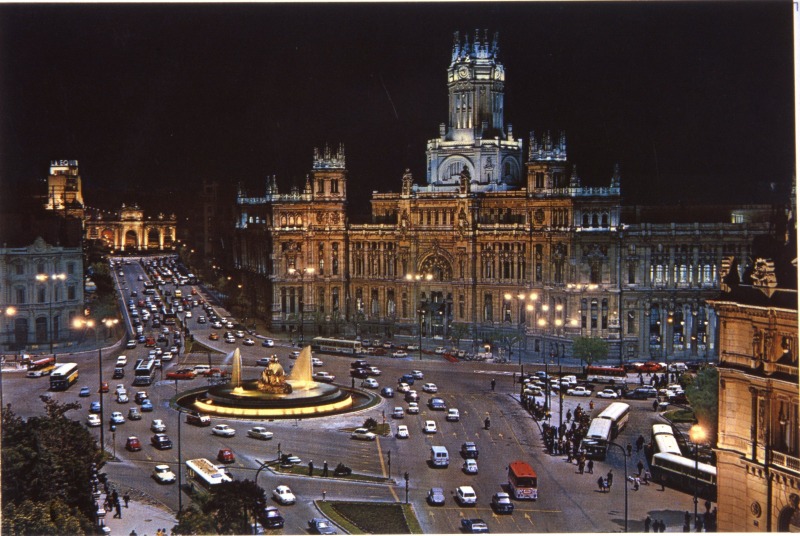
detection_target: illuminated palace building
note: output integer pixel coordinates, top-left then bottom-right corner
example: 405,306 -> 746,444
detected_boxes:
234,31 -> 782,362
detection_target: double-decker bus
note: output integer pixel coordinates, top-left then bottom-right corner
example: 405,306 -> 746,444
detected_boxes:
597,402 -> 631,438
186,458 -> 232,493
28,356 -> 57,375
580,418 -> 613,460
507,460 -> 538,500
50,362 -> 79,391
586,366 -> 627,384
311,337 -> 364,355
133,358 -> 157,386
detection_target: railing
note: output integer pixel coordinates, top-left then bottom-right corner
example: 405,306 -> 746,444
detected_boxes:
771,451 -> 800,473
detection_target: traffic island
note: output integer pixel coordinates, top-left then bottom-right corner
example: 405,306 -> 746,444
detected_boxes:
316,501 -> 422,534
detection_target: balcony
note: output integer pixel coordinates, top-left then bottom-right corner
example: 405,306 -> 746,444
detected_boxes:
771,451 -> 800,474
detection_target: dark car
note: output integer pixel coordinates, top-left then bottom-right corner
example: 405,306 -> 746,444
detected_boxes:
350,360 -> 369,369
151,433 -> 173,450
428,397 -> 447,410
491,492 -> 514,514
350,368 -> 370,379
461,442 -> 479,459
186,411 -> 211,426
112,367 -> 125,379
259,506 -> 284,529
380,386 -> 395,398
308,518 -> 337,535
461,519 -> 489,533
427,487 -> 446,506
623,388 -> 650,400
399,374 -> 415,385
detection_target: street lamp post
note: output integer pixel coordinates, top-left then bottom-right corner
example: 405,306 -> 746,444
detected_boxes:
417,306 -> 424,360
607,441 -> 629,532
36,273 -> 66,354
1,306 -> 17,411
689,424 -> 706,529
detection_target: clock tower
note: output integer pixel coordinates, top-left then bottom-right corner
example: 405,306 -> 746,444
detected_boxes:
425,30 -> 523,191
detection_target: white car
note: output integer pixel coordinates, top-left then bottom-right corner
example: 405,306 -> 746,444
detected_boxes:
423,420 -> 437,434
184,311 -> 192,318
153,464 -> 176,484
151,419 -> 167,432
211,321 -> 223,329
312,357 -> 324,367
87,414 -> 102,427
396,424 -> 409,439
463,459 -> 478,474
397,382 -> 411,393
597,388 -> 619,399
392,350 -> 408,358
367,366 -> 382,376
567,386 -> 592,397
446,408 -> 460,421
272,485 -> 296,505
434,347 -> 446,354
110,412 -> 125,424
247,426 -> 274,440
116,392 -> 129,403
290,351 -> 301,359
406,402 -> 420,414
361,378 -> 379,389
422,383 -> 438,393
411,370 -> 424,379
351,427 -> 377,441
262,338 -> 275,347
313,371 -> 336,383
212,424 -> 236,437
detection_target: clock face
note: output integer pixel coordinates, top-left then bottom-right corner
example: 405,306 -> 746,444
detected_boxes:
458,66 -> 469,79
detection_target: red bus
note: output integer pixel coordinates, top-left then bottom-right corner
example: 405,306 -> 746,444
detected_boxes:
28,356 -> 57,373
507,460 -> 538,500
586,366 -> 627,384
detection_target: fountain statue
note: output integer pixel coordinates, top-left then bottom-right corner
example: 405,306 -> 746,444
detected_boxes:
257,355 -> 292,394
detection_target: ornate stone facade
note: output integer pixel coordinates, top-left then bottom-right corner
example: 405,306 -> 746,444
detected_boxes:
233,31 -> 777,362
85,204 -> 176,252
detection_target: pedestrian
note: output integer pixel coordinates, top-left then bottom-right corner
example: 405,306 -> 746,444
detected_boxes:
104,497 -> 112,512
567,449 -> 573,463
644,515 -> 652,533
683,521 -> 690,532
587,459 -> 594,474
114,501 -> 122,519
578,460 -> 585,474
633,476 -> 640,491
566,409 -> 572,422
597,476 -> 605,492
684,511 -> 691,526
123,492 -> 130,508
156,529 -> 163,536
491,378 -> 496,391
660,474 -> 666,491
309,460 -> 314,476
695,516 -> 703,532
636,434 -> 645,452
626,443 -> 633,457
653,399 -> 659,412
637,460 -> 644,476
323,460 -> 329,477
607,469 -> 614,488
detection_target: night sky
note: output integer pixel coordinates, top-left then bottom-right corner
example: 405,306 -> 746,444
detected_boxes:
0,2 -> 795,219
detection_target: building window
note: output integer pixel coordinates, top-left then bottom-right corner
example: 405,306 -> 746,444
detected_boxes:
67,285 -> 76,301
483,293 -> 493,322
38,287 -> 46,304
628,263 -> 636,284
318,244 -> 325,275
16,287 -> 25,304
37,263 -> 45,274
581,298 -> 587,329
627,311 -> 635,334
590,263 -> 600,284
67,262 -> 75,275
317,179 -> 324,194
331,179 -> 339,193
601,299 -> 608,329
332,288 -> 339,312
318,288 -> 325,314
370,289 -> 379,316
15,264 -> 23,275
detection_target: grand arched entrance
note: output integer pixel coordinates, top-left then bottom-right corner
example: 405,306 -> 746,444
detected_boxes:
124,230 -> 139,249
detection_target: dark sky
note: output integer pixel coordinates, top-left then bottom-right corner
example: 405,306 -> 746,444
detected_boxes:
1,2 -> 795,218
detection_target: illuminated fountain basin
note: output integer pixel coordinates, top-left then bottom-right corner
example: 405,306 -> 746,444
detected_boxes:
175,347 -> 373,419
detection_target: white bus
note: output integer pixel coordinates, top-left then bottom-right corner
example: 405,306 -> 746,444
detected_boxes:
652,423 -> 682,456
651,452 -> 717,501
49,362 -> 79,391
580,418 -> 613,460
186,458 -> 232,493
311,337 -> 364,355
597,402 -> 630,438
133,358 -> 157,386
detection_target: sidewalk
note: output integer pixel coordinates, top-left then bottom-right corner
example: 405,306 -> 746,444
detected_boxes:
96,487 -> 177,536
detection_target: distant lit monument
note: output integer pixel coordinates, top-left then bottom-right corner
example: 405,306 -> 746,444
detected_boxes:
181,346 -> 360,418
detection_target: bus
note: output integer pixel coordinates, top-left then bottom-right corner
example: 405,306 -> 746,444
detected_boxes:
50,362 -> 79,391
586,366 -> 627,384
28,356 -> 57,374
161,306 -> 177,325
507,460 -> 538,500
186,458 -> 232,493
652,423 -> 683,456
311,337 -> 364,355
597,402 -> 631,438
133,358 -> 157,386
650,452 -> 717,501
580,418 -> 613,460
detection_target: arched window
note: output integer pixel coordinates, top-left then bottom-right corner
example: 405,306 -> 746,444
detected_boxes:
582,213 -> 589,228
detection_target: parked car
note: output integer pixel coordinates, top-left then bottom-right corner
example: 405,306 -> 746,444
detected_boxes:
455,485 -> 478,505
461,519 -> 489,533
272,485 -> 296,505
212,424 -> 236,437
351,428 -> 377,441
308,518 -> 337,535
247,426 -> 274,440
152,464 -> 176,484
125,436 -> 142,451
566,386 -> 592,397
491,491 -> 514,514
446,408 -> 460,421
427,487 -> 445,506
217,448 -> 235,463
396,425 -> 409,439
151,433 -> 173,450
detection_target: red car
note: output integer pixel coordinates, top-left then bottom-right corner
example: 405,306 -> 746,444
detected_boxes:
202,368 -> 229,378
638,361 -> 663,373
217,448 -> 235,463
166,369 -> 196,380
125,436 -> 142,452
99,381 -> 109,393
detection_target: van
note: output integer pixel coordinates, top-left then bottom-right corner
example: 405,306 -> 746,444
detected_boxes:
116,356 -> 128,367
562,375 -> 578,387
456,485 -> 477,505
193,364 -> 211,373
430,446 -> 450,467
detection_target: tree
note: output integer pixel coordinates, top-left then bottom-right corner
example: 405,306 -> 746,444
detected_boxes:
449,322 -> 471,351
683,367 -> 719,440
572,337 -> 608,369
171,504 -> 217,535
499,333 -> 523,363
202,480 -> 267,534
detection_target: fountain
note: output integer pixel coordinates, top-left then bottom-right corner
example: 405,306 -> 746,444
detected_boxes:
176,346 -> 364,418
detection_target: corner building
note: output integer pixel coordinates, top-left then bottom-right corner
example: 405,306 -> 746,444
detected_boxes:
234,31 -> 775,362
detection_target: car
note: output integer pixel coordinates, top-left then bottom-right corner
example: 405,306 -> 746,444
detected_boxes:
623,388 -> 649,400
272,485 -> 296,505
217,448 -> 235,463
410,369 -> 424,379
391,407 -> 404,419
367,366 -> 382,376
135,391 -> 149,404
567,386 -> 592,397
311,357 -> 324,367
116,356 -> 128,367
392,350 -> 408,358
128,407 -> 142,420
405,344 -> 419,351
350,368 -> 370,379
202,367 -> 229,378
125,340 -> 137,349
396,382 -> 411,393
99,381 -> 109,393
461,442 -> 479,458
638,361 -> 663,373
243,338 -> 255,346
110,412 -> 125,424
308,518 -> 337,535
463,458 -> 479,474
151,419 -> 167,432
141,399 -> 154,411
152,464 -> 176,484
79,386 -> 91,397
208,331 -> 220,341
380,386 -> 394,398
224,336 -> 236,343
290,350 -> 301,359
259,506 -> 285,529
186,411 -> 211,426
211,321 -> 223,329
113,367 -> 125,379
491,491 -> 514,514
406,402 -> 420,414
26,370 -> 45,378
361,378 -> 379,389
427,487 -> 446,506
434,346 -> 446,354
248,426 -> 274,440
422,382 -> 438,393
256,357 -> 272,366
461,518 -> 489,533
184,311 -> 192,318
166,369 -> 196,380
423,420 -> 437,433
151,433 -> 173,449
87,414 -> 102,427
312,371 -> 336,383
351,427 -> 377,441
597,388 -> 619,399
396,424 -> 409,438
446,408 -> 460,421
262,339 -> 275,347
116,392 -> 129,403
399,373 -> 415,385
125,436 -> 142,451
428,397 -> 447,410
455,485 -> 478,505
234,330 -> 245,338
197,316 -> 207,324
212,424 -> 237,437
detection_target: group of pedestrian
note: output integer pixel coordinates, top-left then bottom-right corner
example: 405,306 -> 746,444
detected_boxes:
307,460 -> 330,477
597,470 -> 613,492
644,516 -> 667,532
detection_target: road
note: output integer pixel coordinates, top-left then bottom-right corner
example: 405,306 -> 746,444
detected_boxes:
3,255 -> 697,533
